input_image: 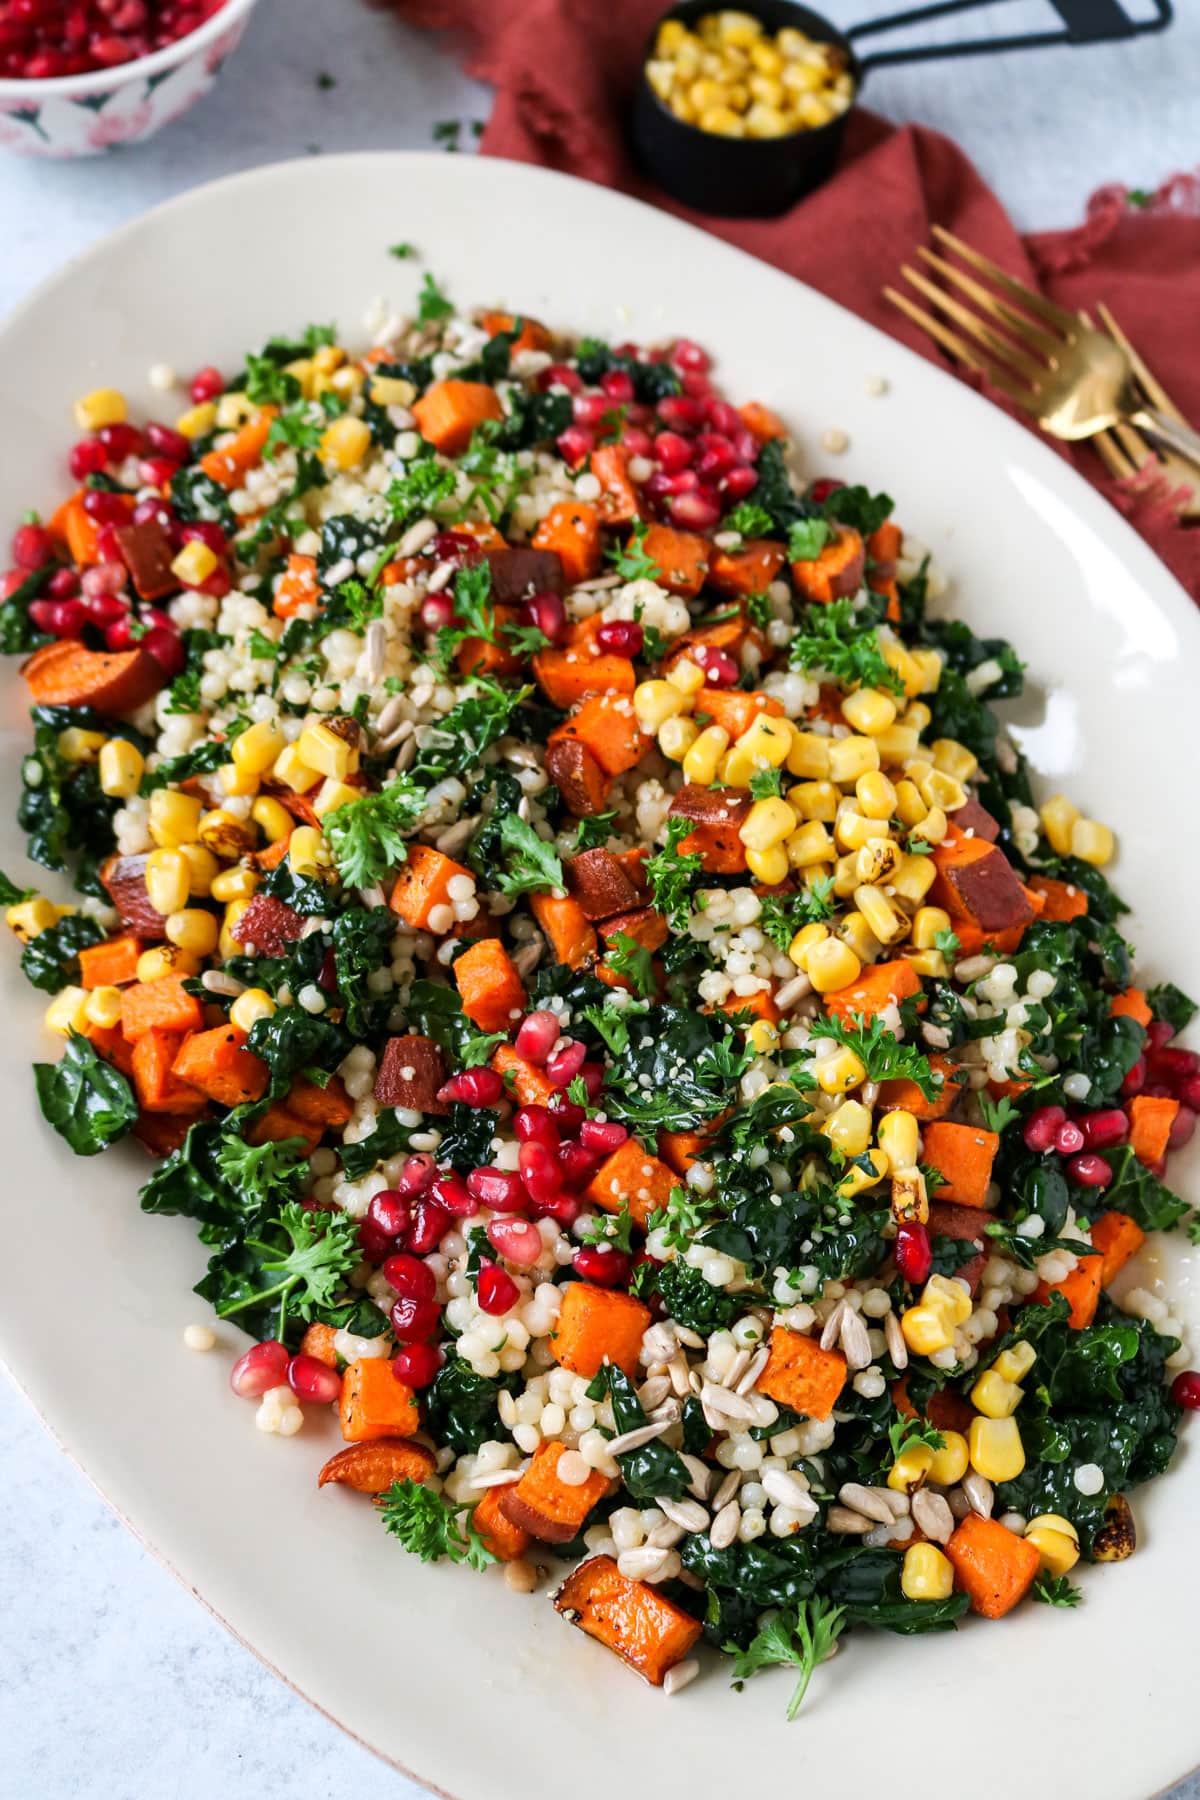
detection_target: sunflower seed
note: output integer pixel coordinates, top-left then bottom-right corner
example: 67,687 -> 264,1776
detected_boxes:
607,1419 -> 672,1456
912,1488 -> 954,1544
647,1396 -> 682,1427
884,1309 -> 908,1371
711,1469 -> 741,1512
667,1352 -> 693,1398
434,814 -> 480,856
663,1657 -> 700,1697
839,1307 -> 873,1371
201,970 -> 245,997
638,1376 -> 671,1412
362,619 -> 387,685
723,1347 -> 752,1392
820,1300 -> 847,1352
710,1500 -> 741,1549
962,1470 -> 994,1518
826,1505 -> 874,1534
838,1483 -> 896,1526
617,1546 -> 674,1581
356,884 -> 386,909
673,1324 -> 706,1350
761,1468 -> 814,1512
427,559 -> 455,594
643,1323 -> 677,1364
679,1454 -> 712,1502
574,574 -> 621,592
699,1382 -> 756,1423
469,1468 -> 524,1489
773,973 -> 812,1012
646,1521 -> 686,1549
398,518 -> 438,558
656,1496 -> 709,1533
882,1489 -> 910,1517
512,941 -> 544,980
734,1345 -> 771,1396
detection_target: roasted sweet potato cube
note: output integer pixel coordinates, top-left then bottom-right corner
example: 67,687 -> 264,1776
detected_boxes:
584,1138 -> 679,1229
667,786 -> 751,875
374,1034 -> 449,1114
926,1199 -> 989,1294
339,1358 -> 420,1442
318,1439 -> 435,1494
931,837 -> 1035,935
945,1514 -> 1040,1618
544,734 -> 611,816
553,1555 -> 703,1685
498,1439 -> 610,1543
551,1281 -> 652,1378
922,1121 -> 999,1209
565,848 -> 646,921
473,1486 -> 531,1562
756,1326 -> 846,1420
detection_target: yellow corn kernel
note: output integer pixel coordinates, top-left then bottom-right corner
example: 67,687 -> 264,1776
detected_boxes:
855,770 -> 897,820
837,911 -> 880,966
7,897 -> 62,942
931,738 -> 978,784
313,778 -> 360,819
788,779 -> 839,823
634,680 -> 687,731
928,1430 -> 970,1487
877,1109 -> 919,1171
197,809 -> 256,860
993,1340 -> 1037,1383
272,743 -> 322,795
288,826 -> 324,877
699,105 -> 745,135
836,1147 -> 888,1198
723,746 -> 766,787
148,788 -> 202,848
788,921 -> 828,971
210,866 -> 259,904
175,401 -> 217,439
971,1369 -> 1023,1420
807,936 -> 862,995
824,1098 -> 872,1159
854,884 -> 907,945
688,76 -> 730,111
231,719 -> 287,777
901,1542 -> 954,1602
893,779 -> 928,828
969,1416 -> 1025,1483
815,1044 -> 867,1096
900,1305 -> 955,1356
74,388 -> 126,431
1024,1519 -> 1080,1579
251,795 -> 293,844
909,806 -> 948,847
908,649 -> 942,694
136,944 -> 191,982
319,414 -> 372,470
681,724 -> 729,786
903,705 -> 933,737
879,640 -> 924,698
855,837 -> 901,885
890,1165 -> 929,1223
144,848 -> 190,916
45,985 -> 90,1035
749,38 -> 782,72
717,10 -> 762,46
787,819 -> 834,868
833,808 -> 876,853
873,723 -> 921,766
891,852 -> 938,904
917,767 -> 967,813
740,796 -> 797,853
656,16 -> 689,50
888,1442 -> 935,1492
57,726 -> 107,764
828,735 -> 880,785
1039,793 -> 1079,856
832,851 -> 861,900
911,905 -> 952,951
745,100 -> 790,137
170,539 -> 217,587
177,843 -> 220,898
737,715 -> 793,767
786,730 -> 831,780
215,392 -> 258,429
748,72 -> 785,108
230,987 -> 277,1034
665,656 -> 705,696
368,372 -> 418,409
744,845 -> 790,886
1070,818 -> 1114,867
925,1273 -> 973,1328
842,687 -> 898,736
218,898 -> 252,962
216,761 -> 258,799
98,737 -> 145,799
312,343 -> 347,377
745,1018 -> 779,1056
165,908 -> 219,957
658,716 -> 699,763
907,950 -> 948,980
83,984 -> 124,1030
298,718 -> 361,781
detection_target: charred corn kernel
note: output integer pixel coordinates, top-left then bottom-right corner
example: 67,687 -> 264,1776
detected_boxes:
880,640 -> 924,697
993,1340 -> 1037,1383
1070,817 -> 1114,866
854,884 -> 907,944
911,905 -> 953,950
136,944 -> 197,982
891,1165 -> 928,1223
148,788 -> 202,848
832,851 -> 861,900
319,415 -> 372,469
807,936 -> 861,994
893,778 -> 928,827
666,657 -> 706,696
169,537 -> 218,587
215,392 -> 258,429
74,388 -> 126,431
788,779 -> 839,822
909,806 -> 947,847
165,908 -> 219,957
787,819 -> 834,867
855,770 -> 898,820
634,680 -> 687,731
901,1304 -> 955,1355
747,1018 -> 779,1055
57,726 -> 106,763
210,865 -> 258,904
837,911 -> 880,965
855,837 -> 901,885
7,898 -> 62,941
891,852 -> 937,904
177,843 -> 219,897
971,1369 -> 1023,1419
788,921 -> 828,971
272,743 -> 322,794
737,715 -> 792,766
251,795 -> 293,844
888,1441 -> 935,1491
816,1044 -> 868,1095
786,730 -> 830,779
928,1430 -> 969,1487
902,699 -> 933,732
906,948 -> 947,980
369,372 -> 418,409
144,848 -> 190,916
83,985 -> 124,1030
969,1415 -> 1025,1483
828,734 -> 879,785
219,761 -> 259,798
931,738 -> 978,784
1039,793 -> 1079,856
288,826 -> 324,877
834,808 -> 876,853
298,718 -> 360,781
740,796 -> 797,852
230,987 -> 276,1034
824,1098 -> 872,1158
218,898 -> 251,962
313,778 -> 360,819
909,649 -> 942,694
175,401 -> 217,439
45,985 -> 89,1035
197,809 -> 256,860
925,1273 -> 973,1327
842,687 -> 898,736
658,715 -> 699,762
917,768 -> 966,812
873,723 -> 921,765
231,718 -> 287,776
681,724 -> 729,786
878,1109 -> 919,1171
1024,1519 -> 1080,1578
98,737 -> 145,798
744,845 -> 790,886
901,1542 -> 954,1602
836,1147 -> 888,1198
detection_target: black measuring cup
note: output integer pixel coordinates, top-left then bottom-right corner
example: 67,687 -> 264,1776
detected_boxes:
632,0 -> 1173,217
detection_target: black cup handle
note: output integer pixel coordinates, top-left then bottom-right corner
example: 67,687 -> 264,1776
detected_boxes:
849,0 -> 1172,74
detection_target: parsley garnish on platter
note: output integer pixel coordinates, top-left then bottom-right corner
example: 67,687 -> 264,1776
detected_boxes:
644,818 -> 702,931
378,1479 -> 495,1571
727,1597 -> 847,1721
788,597 -> 903,695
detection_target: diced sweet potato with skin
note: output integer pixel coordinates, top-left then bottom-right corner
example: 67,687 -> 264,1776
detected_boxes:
952,795 -> 1001,843
931,837 -> 1035,935
499,1439 -> 611,1543
657,1119 -> 723,1174
485,545 -> 564,599
532,501 -> 604,586
551,697 -> 647,778
565,848 -> 644,921
533,644 -> 636,708
1034,1254 -> 1103,1329
551,1280 -> 653,1378
374,1034 -> 449,1114
388,844 -> 473,931
491,1043 -> 558,1107
318,1439 -> 435,1494
120,973 -> 204,1043
286,1074 -> 353,1129
544,734 -> 610,817
100,853 -> 168,941
530,892 -> 598,970
708,539 -> 787,597
790,525 -> 865,604
585,1138 -> 678,1229
661,618 -> 749,678
132,1029 -> 207,1115
83,1019 -> 136,1077
553,1555 -> 703,1685
473,1486 -> 531,1562
591,444 -> 640,524
339,1358 -> 420,1442
300,1321 -> 340,1367
612,848 -> 650,897
1026,874 -> 1088,922
922,1121 -> 999,1208
877,1053 -> 966,1121
693,686 -> 782,737
479,311 -> 553,355
78,934 -> 142,989
113,515 -> 177,601
456,602 -> 524,679
892,1374 -> 975,1435
823,957 -> 921,1023
927,1199 -> 988,1294
453,938 -> 526,1033
22,639 -> 164,713
946,1514 -> 1040,1618
247,1104 -> 324,1152
667,786 -> 751,875
641,524 -> 709,596
756,1326 -> 847,1420
1110,987 -> 1152,1029
231,893 -> 305,956
1090,1210 -> 1146,1286
600,907 -> 669,956
739,400 -> 787,444
1128,1093 -> 1179,1166
172,1025 -> 270,1106
411,379 -> 503,455
199,407 -> 276,487
133,1111 -> 196,1156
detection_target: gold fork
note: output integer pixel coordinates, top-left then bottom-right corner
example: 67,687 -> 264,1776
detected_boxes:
885,224 -> 1200,473
1084,304 -> 1200,519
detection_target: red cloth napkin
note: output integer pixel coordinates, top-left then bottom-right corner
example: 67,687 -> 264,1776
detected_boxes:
381,0 -> 1200,597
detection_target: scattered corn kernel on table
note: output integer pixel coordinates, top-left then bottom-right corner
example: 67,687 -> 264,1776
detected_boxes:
2,1 -> 1200,1797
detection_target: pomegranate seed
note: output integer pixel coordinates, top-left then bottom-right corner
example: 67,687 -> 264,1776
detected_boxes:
515,1105 -> 560,1149
477,1260 -> 520,1315
140,626 -> 185,676
519,1140 -> 562,1205
287,1353 -> 341,1405
656,395 -> 704,433
1150,1046 -> 1200,1083
430,1174 -> 475,1218
526,590 -> 566,642
1178,1071 -> 1200,1113
429,529 -> 481,561
179,518 -> 228,554
196,568 -> 232,599
894,1220 -> 933,1286
82,488 -> 129,525
393,1342 -> 442,1387
46,566 -> 79,599
653,430 -> 693,473
1171,1370 -> 1200,1410
11,522 -> 52,569
695,645 -> 738,687
1121,1056 -> 1147,1098
1054,1119 -> 1086,1155
366,1190 -> 410,1238
68,438 -> 108,480
580,1118 -> 629,1154
579,1062 -> 605,1100
405,1196 -> 451,1255
622,426 -> 655,458
1022,1104 -> 1066,1153
539,363 -> 582,394
600,368 -> 635,405
612,342 -> 641,359
1078,1108 -> 1129,1150
137,455 -> 180,489
556,424 -> 595,467
595,619 -> 644,657
671,339 -> 711,374
808,477 -> 845,505
573,1245 -> 632,1287
421,595 -> 455,630
1147,1019 -> 1176,1052
545,1038 -> 587,1088
558,1140 -> 600,1190
396,1153 -> 437,1196
47,598 -> 88,638
719,464 -> 759,502
132,495 -> 173,530
144,420 -> 190,462
97,421 -> 142,459
436,1067 -> 503,1108
104,616 -> 138,651
1142,1082 -> 1174,1099
547,1094 -> 587,1133
27,599 -> 57,634
572,392 -> 610,428
645,468 -> 699,501
357,1219 -> 394,1263
679,369 -> 713,399
695,432 -> 737,474
390,1294 -> 441,1342
531,1191 -> 581,1227
467,1167 -> 528,1210
190,365 -> 224,404
703,398 -> 740,436
1168,1106 -> 1196,1150
382,1253 -> 436,1300
80,561 -> 124,597
1066,1152 -> 1113,1188
83,592 -> 127,626
514,1009 -> 561,1065
668,490 -> 721,531
229,1339 -> 290,1398
487,1217 -> 543,1267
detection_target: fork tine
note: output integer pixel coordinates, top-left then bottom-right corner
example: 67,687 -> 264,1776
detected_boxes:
898,264 -> 1040,389
883,286 -> 1038,411
931,223 -> 1080,335
916,248 -> 1063,362
1096,301 -> 1186,422
1091,426 -> 1138,482
1080,309 -> 1153,469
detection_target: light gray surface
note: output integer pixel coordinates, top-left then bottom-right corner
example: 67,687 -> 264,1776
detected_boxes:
1,0 -> 1197,1796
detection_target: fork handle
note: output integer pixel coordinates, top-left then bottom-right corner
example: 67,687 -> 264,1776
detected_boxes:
1128,406 -> 1200,474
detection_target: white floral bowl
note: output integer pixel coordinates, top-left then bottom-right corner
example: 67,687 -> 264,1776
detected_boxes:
0,0 -> 259,157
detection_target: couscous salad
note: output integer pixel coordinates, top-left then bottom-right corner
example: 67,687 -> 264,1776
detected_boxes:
3,281 -> 1197,1710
